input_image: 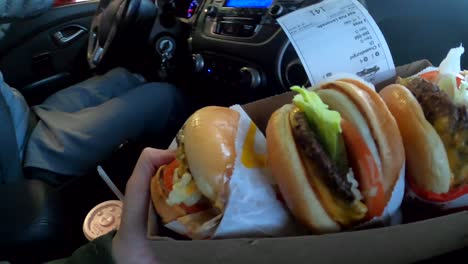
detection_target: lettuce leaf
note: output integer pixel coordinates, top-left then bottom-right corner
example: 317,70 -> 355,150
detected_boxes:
438,75 -> 460,102
291,86 -> 345,164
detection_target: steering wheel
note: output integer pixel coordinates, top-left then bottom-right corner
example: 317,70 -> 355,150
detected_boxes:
87,0 -> 142,69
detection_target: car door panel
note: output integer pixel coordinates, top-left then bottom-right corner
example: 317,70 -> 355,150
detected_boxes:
0,1 -> 98,103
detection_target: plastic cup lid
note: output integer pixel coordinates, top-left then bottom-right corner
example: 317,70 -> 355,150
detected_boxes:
83,200 -> 123,241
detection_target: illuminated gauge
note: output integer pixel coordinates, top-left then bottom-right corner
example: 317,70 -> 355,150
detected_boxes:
187,0 -> 199,18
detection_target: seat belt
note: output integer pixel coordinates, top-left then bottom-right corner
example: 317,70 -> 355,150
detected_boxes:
0,93 -> 22,183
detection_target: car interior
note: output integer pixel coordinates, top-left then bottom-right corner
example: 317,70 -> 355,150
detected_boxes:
0,0 -> 467,262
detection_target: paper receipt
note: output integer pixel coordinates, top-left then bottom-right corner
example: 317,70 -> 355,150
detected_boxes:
277,0 -> 395,85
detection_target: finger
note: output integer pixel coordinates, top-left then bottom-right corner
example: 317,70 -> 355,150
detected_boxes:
120,148 -> 175,238
128,148 -> 175,196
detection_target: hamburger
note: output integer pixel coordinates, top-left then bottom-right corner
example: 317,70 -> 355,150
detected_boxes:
266,79 -> 405,233
150,106 -> 240,238
379,46 -> 468,202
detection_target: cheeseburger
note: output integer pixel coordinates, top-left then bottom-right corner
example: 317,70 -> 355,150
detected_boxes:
150,106 -> 240,238
380,46 -> 468,202
266,79 -> 404,233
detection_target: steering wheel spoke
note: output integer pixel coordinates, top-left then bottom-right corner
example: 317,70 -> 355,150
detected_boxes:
87,12 -> 103,68
87,0 -> 137,69
91,44 -> 105,67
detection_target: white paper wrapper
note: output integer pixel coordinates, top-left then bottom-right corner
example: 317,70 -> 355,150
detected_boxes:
164,105 -> 297,239
353,163 -> 405,229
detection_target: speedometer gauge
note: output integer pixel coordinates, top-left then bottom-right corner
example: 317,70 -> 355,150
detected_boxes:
187,0 -> 199,18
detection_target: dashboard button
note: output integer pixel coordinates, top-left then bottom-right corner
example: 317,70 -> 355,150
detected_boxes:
192,54 -> 204,73
269,4 -> 284,18
218,22 -> 240,35
205,5 -> 218,17
240,67 -> 262,89
239,24 -> 256,37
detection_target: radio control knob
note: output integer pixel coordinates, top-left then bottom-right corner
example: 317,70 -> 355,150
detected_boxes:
269,4 -> 284,18
240,67 -> 262,89
192,54 -> 204,72
205,5 -> 218,17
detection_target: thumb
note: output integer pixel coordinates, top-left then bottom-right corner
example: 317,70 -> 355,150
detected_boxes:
120,148 -> 175,239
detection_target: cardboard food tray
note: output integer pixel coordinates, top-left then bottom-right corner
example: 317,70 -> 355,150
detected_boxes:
147,60 -> 468,263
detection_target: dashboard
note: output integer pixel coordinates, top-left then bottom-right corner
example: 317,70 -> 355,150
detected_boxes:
188,0 -> 315,98
175,0 -> 201,18
149,0 -> 468,107
224,0 -> 273,8
151,0 -> 315,104
172,0 -> 276,19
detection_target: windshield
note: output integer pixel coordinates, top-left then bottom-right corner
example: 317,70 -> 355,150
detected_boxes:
366,0 -> 467,69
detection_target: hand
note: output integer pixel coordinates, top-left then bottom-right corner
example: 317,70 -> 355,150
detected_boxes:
112,148 -> 175,264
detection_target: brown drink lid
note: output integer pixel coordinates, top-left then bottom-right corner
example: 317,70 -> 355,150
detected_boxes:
83,200 -> 123,241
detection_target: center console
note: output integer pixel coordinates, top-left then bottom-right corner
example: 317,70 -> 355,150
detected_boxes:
190,0 -> 314,104
201,0 -> 307,40
207,0 -> 274,38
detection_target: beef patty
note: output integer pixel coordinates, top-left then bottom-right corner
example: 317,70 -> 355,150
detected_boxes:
400,77 -> 468,131
291,111 -> 356,202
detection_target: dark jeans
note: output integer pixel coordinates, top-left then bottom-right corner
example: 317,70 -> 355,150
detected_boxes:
24,68 -> 185,178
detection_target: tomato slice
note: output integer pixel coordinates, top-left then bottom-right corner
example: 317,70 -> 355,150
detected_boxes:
420,70 -> 465,88
341,119 -> 386,218
163,159 -> 179,192
419,71 -> 439,83
408,178 -> 468,202
180,203 -> 209,214
162,159 -> 207,214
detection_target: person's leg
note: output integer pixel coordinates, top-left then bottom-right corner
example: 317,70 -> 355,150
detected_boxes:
25,83 -> 185,177
37,68 -> 145,113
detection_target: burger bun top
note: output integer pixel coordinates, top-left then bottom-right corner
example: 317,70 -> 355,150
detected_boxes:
184,106 -> 240,210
